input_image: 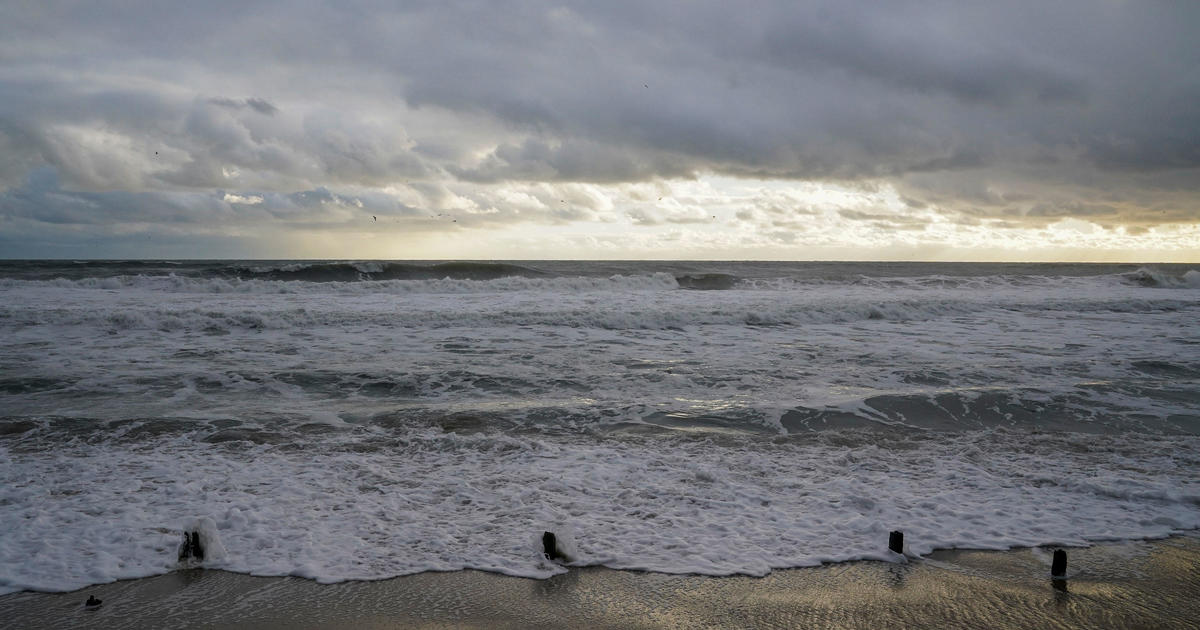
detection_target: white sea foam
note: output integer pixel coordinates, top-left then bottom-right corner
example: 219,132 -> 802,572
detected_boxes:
1,270 -> 1197,432
1,430 -> 1197,594
0,262 -> 1197,594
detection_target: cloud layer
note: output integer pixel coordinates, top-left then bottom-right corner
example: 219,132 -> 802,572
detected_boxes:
1,1 -> 1198,258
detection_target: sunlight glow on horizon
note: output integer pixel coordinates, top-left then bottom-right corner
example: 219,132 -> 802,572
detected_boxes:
263,175 -> 1200,263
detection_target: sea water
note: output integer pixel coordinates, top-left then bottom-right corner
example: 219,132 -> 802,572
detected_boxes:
1,260 -> 1197,593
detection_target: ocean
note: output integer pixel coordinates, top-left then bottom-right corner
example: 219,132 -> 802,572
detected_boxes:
1,260 -> 1198,594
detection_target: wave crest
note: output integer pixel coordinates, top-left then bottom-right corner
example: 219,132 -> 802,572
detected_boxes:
1123,267 -> 1200,289
230,261 -> 550,282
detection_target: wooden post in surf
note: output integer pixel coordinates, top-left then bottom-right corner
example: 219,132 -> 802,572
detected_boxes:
1052,549 -> 1067,577
889,530 -> 904,554
543,531 -> 563,561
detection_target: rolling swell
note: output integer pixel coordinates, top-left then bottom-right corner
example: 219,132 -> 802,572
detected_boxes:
2,290 -> 1196,333
0,272 -> 683,295
781,388 -> 1200,435
675,273 -> 740,290
223,261 -> 550,282
2,260 -> 1197,293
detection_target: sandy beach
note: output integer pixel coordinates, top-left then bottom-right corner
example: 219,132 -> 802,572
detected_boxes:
3,534 -> 1197,629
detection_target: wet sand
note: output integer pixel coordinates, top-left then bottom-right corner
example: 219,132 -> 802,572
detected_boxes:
3,535 -> 1198,629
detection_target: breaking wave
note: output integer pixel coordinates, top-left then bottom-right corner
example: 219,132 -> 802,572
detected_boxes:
0,272 -> 683,294
1123,267 -> 1200,289
4,268 -> 1199,297
225,261 -> 550,282
2,293 -> 1194,333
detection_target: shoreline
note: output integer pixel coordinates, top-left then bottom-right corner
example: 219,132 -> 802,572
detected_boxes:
3,534 -> 1198,629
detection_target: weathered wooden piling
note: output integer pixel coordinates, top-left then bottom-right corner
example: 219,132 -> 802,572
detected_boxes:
889,530 -> 904,554
543,531 -> 563,561
178,530 -> 205,562
1052,549 -> 1067,577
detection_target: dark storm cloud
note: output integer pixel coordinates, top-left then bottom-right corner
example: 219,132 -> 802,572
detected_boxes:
0,168 -> 425,228
0,0 -> 1198,249
0,77 -> 433,194
0,168 -> 233,225
209,97 -> 280,116
387,1 -> 1200,181
897,164 -> 1200,228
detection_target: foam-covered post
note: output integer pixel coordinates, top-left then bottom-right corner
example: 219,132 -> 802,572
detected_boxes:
191,531 -> 205,561
1052,549 -> 1067,577
178,530 -> 206,561
542,531 -> 562,561
889,530 -> 904,554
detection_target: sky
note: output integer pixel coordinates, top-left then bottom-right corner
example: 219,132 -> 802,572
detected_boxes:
1,1 -> 1198,261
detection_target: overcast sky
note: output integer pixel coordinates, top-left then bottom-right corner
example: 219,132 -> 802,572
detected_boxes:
1,1 -> 1197,260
